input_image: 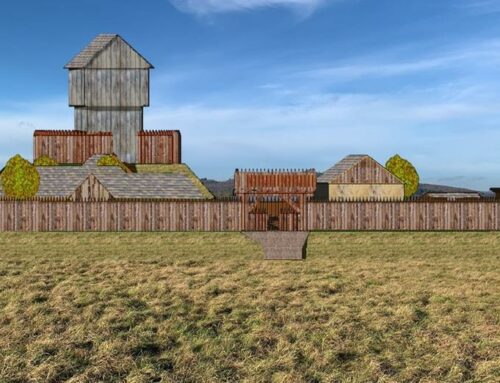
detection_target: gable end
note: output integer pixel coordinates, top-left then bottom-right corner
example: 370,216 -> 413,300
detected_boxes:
71,174 -> 113,201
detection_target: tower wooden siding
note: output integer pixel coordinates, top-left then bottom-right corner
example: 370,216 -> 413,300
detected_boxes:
33,130 -> 113,164
66,35 -> 153,163
137,130 -> 182,164
73,108 -> 143,163
69,70 -> 149,107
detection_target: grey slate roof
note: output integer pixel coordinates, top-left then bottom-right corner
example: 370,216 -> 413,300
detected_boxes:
0,155 -> 205,199
317,155 -> 369,183
96,173 -> 204,199
65,34 -> 117,68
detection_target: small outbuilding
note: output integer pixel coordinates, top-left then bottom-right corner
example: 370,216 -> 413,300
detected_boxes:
422,192 -> 481,201
316,154 -> 404,200
490,188 -> 500,199
0,155 -> 208,201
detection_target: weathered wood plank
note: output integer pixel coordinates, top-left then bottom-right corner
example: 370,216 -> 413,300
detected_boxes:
0,200 -> 498,232
33,131 -> 113,164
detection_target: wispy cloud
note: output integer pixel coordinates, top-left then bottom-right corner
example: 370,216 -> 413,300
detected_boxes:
295,39 -> 500,83
1,90 -> 500,190
142,90 -> 500,189
169,0 -> 327,16
3,35 -> 500,190
0,98 -> 71,166
458,0 -> 500,15
145,38 -> 500,187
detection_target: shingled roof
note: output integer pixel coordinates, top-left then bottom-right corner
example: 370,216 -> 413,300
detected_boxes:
317,155 -> 369,183
65,34 -> 153,69
96,173 -> 204,199
65,34 -> 116,68
0,155 -> 205,199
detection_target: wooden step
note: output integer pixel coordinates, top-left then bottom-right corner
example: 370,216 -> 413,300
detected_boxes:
244,231 -> 309,260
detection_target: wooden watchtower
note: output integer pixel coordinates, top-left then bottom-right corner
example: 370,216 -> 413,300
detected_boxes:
65,34 -> 153,163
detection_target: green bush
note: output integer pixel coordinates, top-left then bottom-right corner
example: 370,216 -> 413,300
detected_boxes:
386,154 -> 419,197
97,154 -> 129,172
34,155 -> 58,166
1,155 -> 40,198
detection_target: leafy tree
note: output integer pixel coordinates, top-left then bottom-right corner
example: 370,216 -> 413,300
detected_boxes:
1,154 -> 40,198
34,155 -> 58,166
385,154 -> 419,197
97,154 -> 130,173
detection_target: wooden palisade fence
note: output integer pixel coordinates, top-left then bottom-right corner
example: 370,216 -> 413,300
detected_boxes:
0,198 -> 499,232
0,199 -> 242,232
136,130 -> 181,164
33,130 -> 113,164
306,200 -> 500,231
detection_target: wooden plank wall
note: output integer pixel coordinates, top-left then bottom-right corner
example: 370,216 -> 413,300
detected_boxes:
74,108 -> 143,163
33,131 -> 113,164
87,37 -> 151,70
234,170 -> 317,194
69,37 -> 151,107
0,200 -> 499,232
279,213 -> 299,231
79,69 -> 149,107
70,175 -> 112,202
247,213 -> 268,231
306,201 -> 500,231
68,70 -> 84,106
333,157 -> 402,184
136,130 -> 181,164
0,200 -> 242,232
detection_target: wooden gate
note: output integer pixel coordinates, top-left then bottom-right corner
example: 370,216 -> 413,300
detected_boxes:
247,200 -> 299,231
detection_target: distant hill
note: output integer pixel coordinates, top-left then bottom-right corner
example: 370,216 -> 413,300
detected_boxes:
201,178 -> 495,199
416,183 -> 494,198
200,178 -> 234,198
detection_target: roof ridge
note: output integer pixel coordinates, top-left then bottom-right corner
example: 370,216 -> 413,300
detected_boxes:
64,34 -> 153,69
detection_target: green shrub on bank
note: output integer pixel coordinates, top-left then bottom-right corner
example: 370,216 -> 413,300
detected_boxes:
97,154 -> 129,172
1,155 -> 40,198
34,155 -> 58,166
386,154 -> 419,197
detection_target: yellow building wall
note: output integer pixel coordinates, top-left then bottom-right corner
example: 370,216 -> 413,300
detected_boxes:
328,184 -> 404,200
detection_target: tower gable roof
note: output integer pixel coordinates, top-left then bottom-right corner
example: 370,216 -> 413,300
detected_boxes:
65,34 -> 153,69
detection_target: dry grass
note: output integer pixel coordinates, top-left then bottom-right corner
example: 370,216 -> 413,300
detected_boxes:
0,232 -> 498,382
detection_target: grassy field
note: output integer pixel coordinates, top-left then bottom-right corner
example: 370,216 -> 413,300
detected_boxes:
0,232 -> 498,383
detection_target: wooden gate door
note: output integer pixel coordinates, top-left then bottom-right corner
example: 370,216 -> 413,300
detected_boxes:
247,200 -> 299,231
279,212 -> 299,231
248,212 -> 268,231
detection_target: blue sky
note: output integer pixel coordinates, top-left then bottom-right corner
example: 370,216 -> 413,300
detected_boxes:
1,0 -> 500,189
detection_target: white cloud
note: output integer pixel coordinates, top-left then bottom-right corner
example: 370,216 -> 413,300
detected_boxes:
1,92 -> 500,190
142,92 -> 500,190
3,38 -> 500,190
169,0 -> 327,15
